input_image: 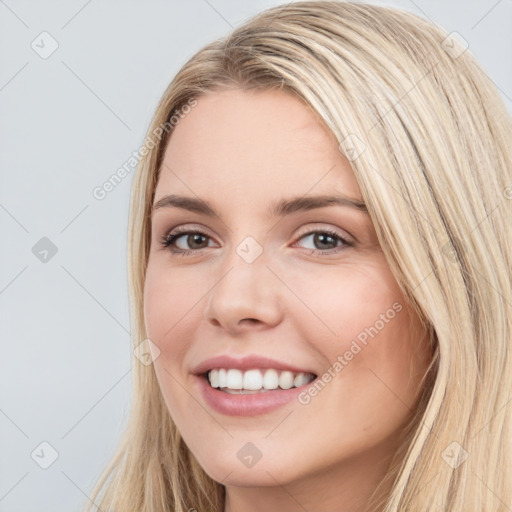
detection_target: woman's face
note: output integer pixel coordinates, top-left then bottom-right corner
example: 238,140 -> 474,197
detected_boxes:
144,88 -> 431,494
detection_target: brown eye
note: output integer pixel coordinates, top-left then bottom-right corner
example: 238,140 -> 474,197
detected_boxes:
295,228 -> 352,256
160,230 -> 213,254
179,233 -> 209,250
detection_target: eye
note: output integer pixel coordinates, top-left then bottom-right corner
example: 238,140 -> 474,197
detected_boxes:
294,228 -> 352,256
159,228 -> 215,255
159,226 -> 353,257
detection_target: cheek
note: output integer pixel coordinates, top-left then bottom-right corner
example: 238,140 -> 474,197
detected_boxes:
143,263 -> 200,344
294,261 -> 425,401
143,267 -> 199,419
291,260 -> 403,343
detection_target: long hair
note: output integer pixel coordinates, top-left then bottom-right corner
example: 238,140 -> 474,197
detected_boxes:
83,2 -> 512,510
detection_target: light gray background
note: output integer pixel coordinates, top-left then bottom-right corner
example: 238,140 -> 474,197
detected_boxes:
1,1 -> 510,511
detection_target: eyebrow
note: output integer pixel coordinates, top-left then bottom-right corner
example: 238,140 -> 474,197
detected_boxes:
151,193 -> 368,218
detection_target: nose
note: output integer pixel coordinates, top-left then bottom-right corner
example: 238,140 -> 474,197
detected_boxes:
203,252 -> 284,335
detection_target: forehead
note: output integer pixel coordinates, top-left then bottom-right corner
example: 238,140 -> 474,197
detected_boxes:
156,88 -> 361,204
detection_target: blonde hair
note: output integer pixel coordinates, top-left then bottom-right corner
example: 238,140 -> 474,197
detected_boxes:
83,1 -> 512,510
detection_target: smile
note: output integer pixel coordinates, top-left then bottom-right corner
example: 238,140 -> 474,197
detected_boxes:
196,370 -> 318,417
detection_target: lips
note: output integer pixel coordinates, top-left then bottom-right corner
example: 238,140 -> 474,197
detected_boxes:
191,354 -> 319,416
194,371 -> 317,416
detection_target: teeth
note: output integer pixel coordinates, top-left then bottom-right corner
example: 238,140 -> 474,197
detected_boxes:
243,369 -> 263,390
218,368 -> 227,388
293,372 -> 311,387
263,369 -> 279,390
226,369 -> 243,389
207,368 -> 315,392
279,370 -> 294,389
209,369 -> 219,388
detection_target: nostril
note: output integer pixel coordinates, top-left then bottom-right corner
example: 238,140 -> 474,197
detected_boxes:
240,318 -> 259,326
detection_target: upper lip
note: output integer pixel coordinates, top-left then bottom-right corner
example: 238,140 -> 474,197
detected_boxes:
191,355 -> 318,376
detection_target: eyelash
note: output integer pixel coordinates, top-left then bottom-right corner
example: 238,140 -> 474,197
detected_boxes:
159,226 -> 353,257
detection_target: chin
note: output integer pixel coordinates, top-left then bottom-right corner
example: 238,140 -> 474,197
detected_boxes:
213,467 -> 294,488
195,451 -> 303,487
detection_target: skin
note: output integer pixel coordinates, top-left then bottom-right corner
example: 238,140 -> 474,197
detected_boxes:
144,87 -> 432,512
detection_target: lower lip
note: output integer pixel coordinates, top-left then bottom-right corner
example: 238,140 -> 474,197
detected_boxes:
195,374 -> 314,416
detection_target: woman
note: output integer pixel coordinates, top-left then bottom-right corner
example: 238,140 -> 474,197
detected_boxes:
83,1 -> 512,511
